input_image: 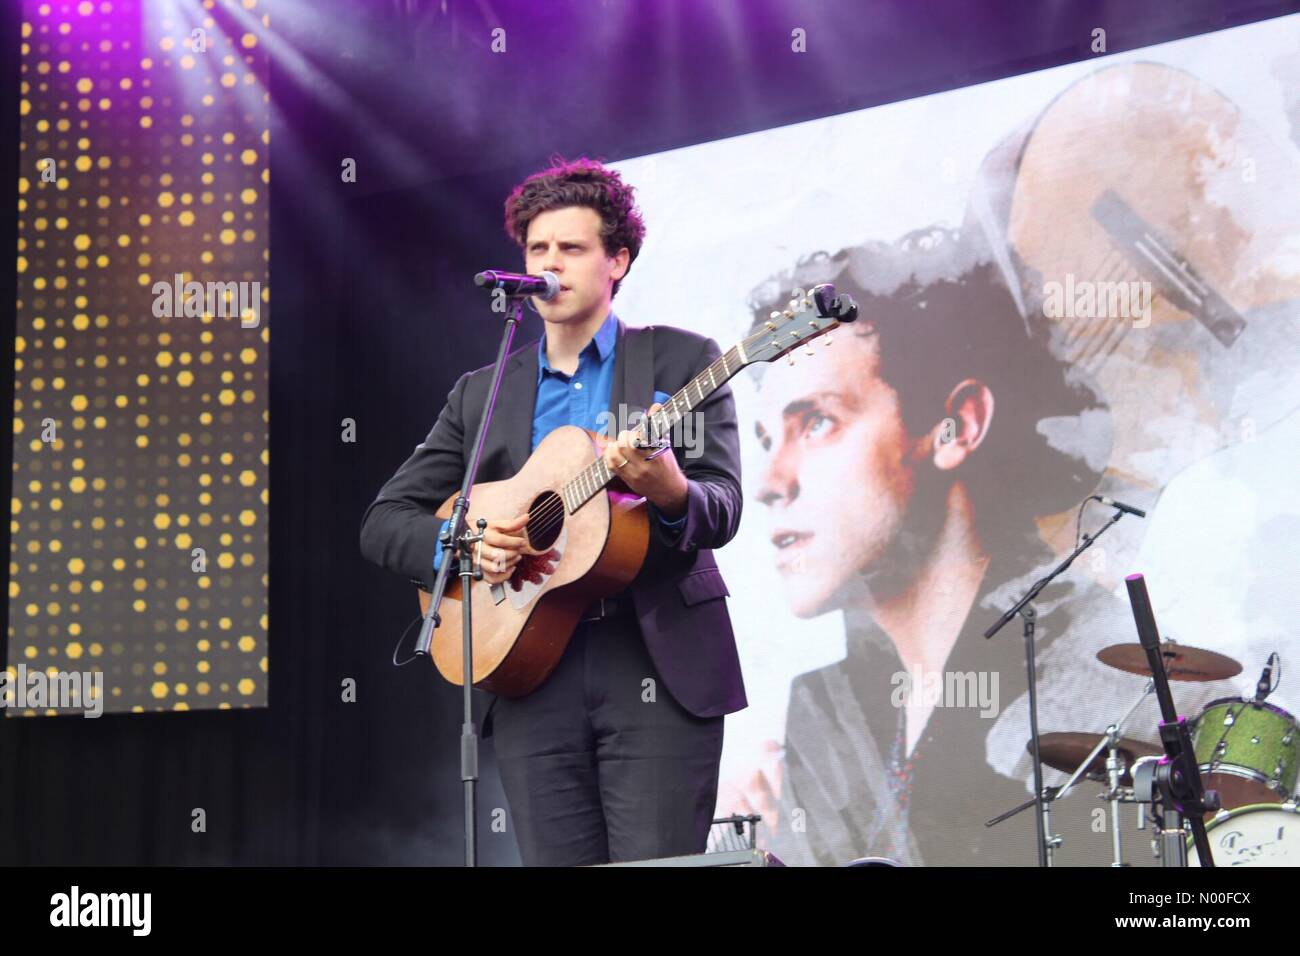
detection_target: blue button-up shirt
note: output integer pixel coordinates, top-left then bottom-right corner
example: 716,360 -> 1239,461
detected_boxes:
434,311 -> 683,571
531,308 -> 622,452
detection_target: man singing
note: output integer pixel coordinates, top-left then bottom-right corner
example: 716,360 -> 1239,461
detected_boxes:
360,156 -> 747,866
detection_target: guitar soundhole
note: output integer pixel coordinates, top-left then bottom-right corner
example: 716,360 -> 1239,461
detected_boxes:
526,490 -> 564,551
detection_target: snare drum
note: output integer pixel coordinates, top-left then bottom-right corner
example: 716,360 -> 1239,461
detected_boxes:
1191,698 -> 1298,810
1189,802 -> 1300,866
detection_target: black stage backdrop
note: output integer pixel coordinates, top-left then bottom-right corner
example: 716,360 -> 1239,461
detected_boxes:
2,0 -> 1297,865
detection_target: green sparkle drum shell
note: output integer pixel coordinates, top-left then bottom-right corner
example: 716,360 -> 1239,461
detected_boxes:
1192,698 -> 1298,810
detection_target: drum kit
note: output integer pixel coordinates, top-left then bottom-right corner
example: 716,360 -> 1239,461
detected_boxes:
1027,642 -> 1296,866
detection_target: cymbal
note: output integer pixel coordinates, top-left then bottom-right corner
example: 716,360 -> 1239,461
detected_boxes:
1032,731 -> 1162,785
1096,642 -> 1242,682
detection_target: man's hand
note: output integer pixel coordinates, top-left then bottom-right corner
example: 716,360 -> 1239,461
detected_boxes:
716,739 -> 785,848
600,402 -> 689,518
476,512 -> 529,586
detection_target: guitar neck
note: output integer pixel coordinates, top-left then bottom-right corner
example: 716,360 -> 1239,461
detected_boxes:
555,282 -> 856,515
561,343 -> 748,515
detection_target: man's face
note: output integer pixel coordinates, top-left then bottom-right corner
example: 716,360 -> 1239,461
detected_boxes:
755,333 -> 929,618
523,206 -> 627,327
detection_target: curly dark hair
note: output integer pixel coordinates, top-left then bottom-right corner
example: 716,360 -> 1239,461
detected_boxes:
503,155 -> 646,299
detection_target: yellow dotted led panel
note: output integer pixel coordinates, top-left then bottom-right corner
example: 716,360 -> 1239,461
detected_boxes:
10,0 -> 270,714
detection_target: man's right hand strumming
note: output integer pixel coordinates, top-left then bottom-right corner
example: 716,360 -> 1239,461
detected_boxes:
477,512 -> 530,585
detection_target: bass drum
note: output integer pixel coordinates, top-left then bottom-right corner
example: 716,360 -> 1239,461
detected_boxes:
1189,803 -> 1300,866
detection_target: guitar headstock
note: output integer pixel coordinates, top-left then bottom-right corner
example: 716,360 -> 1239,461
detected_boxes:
741,282 -> 859,367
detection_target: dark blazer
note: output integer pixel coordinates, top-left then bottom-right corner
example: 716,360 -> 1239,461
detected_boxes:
359,317 -> 749,719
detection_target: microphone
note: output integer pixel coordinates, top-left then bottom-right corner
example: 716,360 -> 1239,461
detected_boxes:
1255,652 -> 1278,702
1093,495 -> 1147,518
474,270 -> 561,300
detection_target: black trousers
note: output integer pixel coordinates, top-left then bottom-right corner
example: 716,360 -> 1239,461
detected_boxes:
491,613 -> 725,866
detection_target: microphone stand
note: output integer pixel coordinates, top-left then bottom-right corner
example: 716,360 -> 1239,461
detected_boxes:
983,504 -> 1128,866
1123,573 -> 1218,866
986,679 -> 1155,866
412,295 -> 525,867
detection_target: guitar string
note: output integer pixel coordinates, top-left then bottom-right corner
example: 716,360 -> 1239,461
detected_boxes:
526,348 -> 738,525
1087,258 -> 1153,371
521,396 -> 696,543
1062,212 -> 1224,371
513,321 -> 828,543
1060,250 -> 1149,370
1066,247 -> 1128,356
1061,248 -> 1124,361
486,348 -> 744,555
1078,250 -> 1140,367
478,325 -> 818,557
496,397 -> 694,550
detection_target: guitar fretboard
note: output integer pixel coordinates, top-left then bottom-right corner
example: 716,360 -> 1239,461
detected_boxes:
560,343 -> 746,515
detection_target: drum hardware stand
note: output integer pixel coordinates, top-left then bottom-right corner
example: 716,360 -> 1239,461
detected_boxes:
1123,574 -> 1220,867
1103,738 -> 1127,866
984,503 -> 1130,866
1131,762 -> 1158,860
1092,683 -> 1157,866
986,785 -> 1061,864
1068,681 -> 1156,866
986,680 -> 1155,866
1132,753 -> 1207,865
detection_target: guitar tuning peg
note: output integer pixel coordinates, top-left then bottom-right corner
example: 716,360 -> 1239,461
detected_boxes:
787,352 -> 796,366
804,343 -> 816,356
823,331 -> 833,346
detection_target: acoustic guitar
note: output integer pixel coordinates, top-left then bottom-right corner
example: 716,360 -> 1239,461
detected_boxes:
417,284 -> 858,697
